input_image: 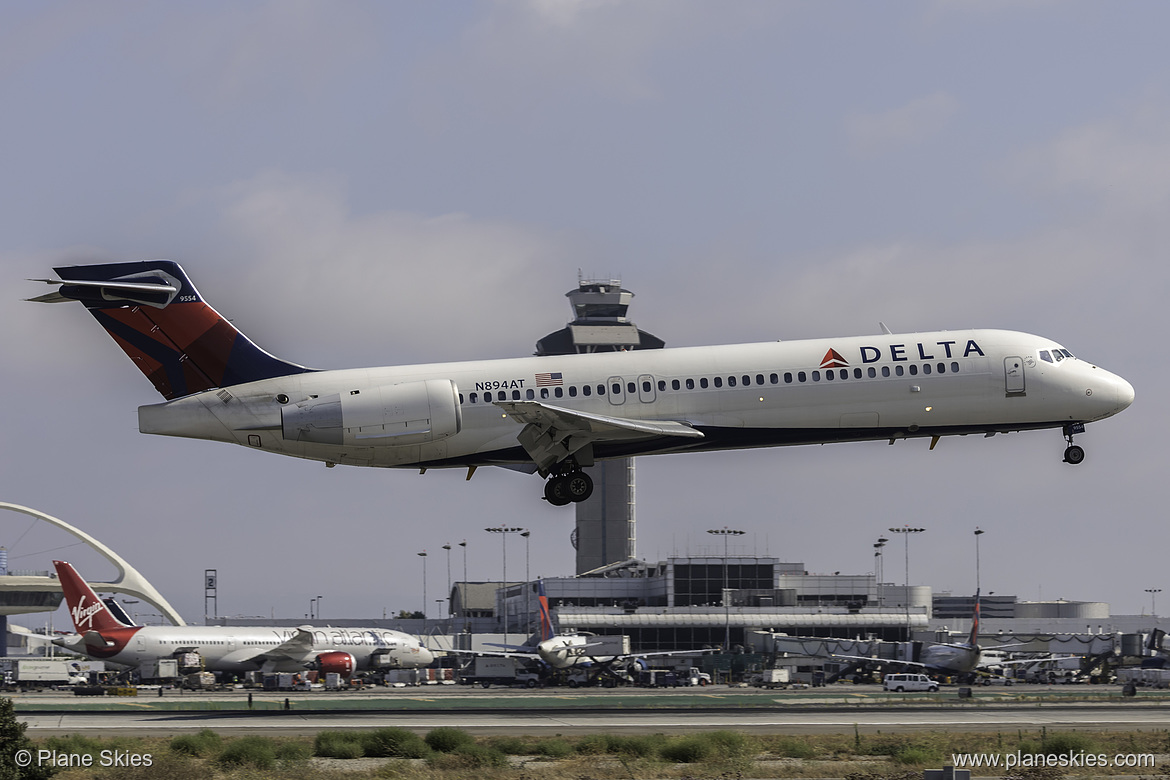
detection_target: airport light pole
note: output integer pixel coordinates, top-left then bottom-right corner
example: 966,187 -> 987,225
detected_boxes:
521,531 -> 531,633
442,544 -> 452,616
707,527 -> 745,652
889,526 -> 925,638
485,526 -> 525,648
974,528 -> 984,594
1147,588 -> 1162,617
417,551 -> 427,622
458,540 -> 469,632
874,537 -> 888,608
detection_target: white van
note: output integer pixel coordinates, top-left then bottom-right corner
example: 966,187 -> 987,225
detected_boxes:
883,673 -> 939,693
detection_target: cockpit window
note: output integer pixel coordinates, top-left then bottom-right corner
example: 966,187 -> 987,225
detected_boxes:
1039,350 -> 1052,363
1053,350 -> 1063,362
1060,349 -> 1074,359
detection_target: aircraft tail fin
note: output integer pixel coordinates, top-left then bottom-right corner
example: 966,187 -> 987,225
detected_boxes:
53,560 -> 135,633
30,260 -> 311,400
967,589 -> 981,647
537,579 -> 555,642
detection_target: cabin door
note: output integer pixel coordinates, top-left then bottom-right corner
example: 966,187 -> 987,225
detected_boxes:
1004,356 -> 1026,395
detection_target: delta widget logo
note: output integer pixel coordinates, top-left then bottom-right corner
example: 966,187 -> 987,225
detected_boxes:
820,349 -> 849,369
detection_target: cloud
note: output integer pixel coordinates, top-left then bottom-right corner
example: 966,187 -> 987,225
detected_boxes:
1007,107 -> 1170,219
205,170 -> 573,365
847,92 -> 960,158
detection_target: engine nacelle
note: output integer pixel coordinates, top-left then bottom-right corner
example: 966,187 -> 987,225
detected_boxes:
282,379 -> 461,447
313,651 -> 357,678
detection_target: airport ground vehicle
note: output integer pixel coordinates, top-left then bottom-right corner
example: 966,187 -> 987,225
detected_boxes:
460,657 -> 541,688
883,673 -> 939,692
750,668 -> 791,689
0,658 -> 102,688
679,667 -> 713,686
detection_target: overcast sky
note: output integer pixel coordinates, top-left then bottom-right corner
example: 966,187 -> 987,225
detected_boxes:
1,1 -> 1164,629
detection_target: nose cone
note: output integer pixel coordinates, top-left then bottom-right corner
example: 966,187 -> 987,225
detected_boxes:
416,644 -> 435,667
1116,375 -> 1136,413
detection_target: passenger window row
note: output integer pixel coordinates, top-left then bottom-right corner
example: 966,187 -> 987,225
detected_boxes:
459,362 -> 962,404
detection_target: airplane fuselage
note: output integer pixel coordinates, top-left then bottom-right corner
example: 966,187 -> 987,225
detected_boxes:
920,643 -> 981,676
138,328 -> 1134,471
56,624 -> 434,674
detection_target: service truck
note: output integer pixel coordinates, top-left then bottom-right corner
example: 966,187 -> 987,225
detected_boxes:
751,668 -> 791,689
460,657 -> 541,688
4,659 -> 103,687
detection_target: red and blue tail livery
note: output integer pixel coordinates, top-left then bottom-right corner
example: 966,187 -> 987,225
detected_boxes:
31,261 -> 310,400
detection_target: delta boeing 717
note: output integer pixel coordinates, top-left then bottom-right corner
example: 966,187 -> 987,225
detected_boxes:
30,261 -> 1133,505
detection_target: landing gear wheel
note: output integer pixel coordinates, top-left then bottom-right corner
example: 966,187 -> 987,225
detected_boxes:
544,477 -> 572,506
564,471 -> 594,503
1063,444 -> 1085,465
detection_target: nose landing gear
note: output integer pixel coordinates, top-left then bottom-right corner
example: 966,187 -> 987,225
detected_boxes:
1062,423 -> 1086,465
543,468 -> 594,506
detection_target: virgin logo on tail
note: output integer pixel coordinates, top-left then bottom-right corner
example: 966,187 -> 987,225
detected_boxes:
72,599 -> 105,631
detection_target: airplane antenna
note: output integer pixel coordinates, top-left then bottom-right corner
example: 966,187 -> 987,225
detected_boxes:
879,322 -> 893,335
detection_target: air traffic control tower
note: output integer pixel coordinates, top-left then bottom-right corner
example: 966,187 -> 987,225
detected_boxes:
535,276 -> 665,574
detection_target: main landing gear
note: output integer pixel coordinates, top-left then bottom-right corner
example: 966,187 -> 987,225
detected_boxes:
543,468 -> 594,506
1062,423 -> 1086,465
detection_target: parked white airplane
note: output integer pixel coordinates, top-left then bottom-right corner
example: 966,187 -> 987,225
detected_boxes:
463,581 -> 700,678
30,261 -> 1134,504
52,560 -> 434,677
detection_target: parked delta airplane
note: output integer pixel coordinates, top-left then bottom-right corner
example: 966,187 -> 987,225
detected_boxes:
769,592 -> 1017,681
30,261 -> 1134,505
52,560 -> 434,677
462,581 -> 700,679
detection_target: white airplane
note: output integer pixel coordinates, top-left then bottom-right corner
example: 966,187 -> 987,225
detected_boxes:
464,581 -> 701,679
52,560 -> 434,678
771,592 -> 1019,680
30,261 -> 1134,505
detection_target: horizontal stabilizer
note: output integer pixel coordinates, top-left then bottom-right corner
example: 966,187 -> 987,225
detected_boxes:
30,260 -> 312,399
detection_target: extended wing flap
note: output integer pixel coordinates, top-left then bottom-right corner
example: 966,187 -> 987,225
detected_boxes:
497,400 -> 703,472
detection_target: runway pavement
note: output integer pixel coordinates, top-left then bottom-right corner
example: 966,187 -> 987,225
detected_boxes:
13,683 -> 1170,737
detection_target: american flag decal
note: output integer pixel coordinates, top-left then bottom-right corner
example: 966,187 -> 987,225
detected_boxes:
535,372 -> 563,387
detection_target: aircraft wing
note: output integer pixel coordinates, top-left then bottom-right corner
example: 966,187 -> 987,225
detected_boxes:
447,648 -> 540,661
248,627 -> 316,665
829,653 -> 927,670
496,400 -> 703,472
